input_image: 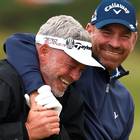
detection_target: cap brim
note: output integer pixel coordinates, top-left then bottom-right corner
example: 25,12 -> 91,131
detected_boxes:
36,34 -> 105,69
64,47 -> 105,69
95,19 -> 137,32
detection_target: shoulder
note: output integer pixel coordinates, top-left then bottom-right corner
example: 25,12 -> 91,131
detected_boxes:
76,66 -> 107,91
79,66 -> 104,83
112,80 -> 134,103
0,59 -> 17,75
4,33 -> 36,55
0,60 -> 23,93
0,59 -> 24,97
5,33 -> 35,43
3,33 -> 36,52
0,60 -> 21,85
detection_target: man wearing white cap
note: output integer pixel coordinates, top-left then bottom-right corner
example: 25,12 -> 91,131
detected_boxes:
1,15 -> 103,139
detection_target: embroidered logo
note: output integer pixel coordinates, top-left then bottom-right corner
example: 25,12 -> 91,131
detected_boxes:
113,9 -> 121,14
114,112 -> 119,119
91,10 -> 97,23
104,3 -> 130,14
66,37 -> 75,49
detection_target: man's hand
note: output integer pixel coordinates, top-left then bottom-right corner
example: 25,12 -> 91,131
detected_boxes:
26,107 -> 60,139
25,91 -> 60,140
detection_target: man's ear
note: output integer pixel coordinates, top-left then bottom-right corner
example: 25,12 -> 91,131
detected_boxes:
39,44 -> 49,56
36,44 -> 50,64
133,32 -> 138,46
130,32 -> 138,52
86,23 -> 95,34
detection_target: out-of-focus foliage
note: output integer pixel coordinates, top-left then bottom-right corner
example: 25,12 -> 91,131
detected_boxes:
0,0 -> 139,47
0,0 -> 99,31
0,0 -> 138,30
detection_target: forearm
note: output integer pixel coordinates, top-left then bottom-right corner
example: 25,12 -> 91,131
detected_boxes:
4,33 -> 44,94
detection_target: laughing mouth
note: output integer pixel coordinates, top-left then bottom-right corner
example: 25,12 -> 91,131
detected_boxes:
106,51 -> 120,55
104,46 -> 123,55
60,78 -> 71,86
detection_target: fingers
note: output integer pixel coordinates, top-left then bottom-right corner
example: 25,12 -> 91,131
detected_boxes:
26,109 -> 60,139
51,127 -> 60,135
26,91 -> 61,139
45,111 -> 60,135
45,122 -> 60,135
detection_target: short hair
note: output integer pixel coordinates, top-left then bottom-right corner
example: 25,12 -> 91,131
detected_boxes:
37,15 -> 91,42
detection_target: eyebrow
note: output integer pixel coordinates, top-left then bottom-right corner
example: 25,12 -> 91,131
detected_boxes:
101,25 -> 132,34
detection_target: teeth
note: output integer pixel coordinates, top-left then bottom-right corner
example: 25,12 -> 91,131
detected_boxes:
61,78 -> 70,85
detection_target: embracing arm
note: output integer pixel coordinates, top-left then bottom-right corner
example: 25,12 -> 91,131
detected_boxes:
4,33 -> 44,94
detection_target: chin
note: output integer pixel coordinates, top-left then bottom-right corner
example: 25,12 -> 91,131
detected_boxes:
52,89 -> 65,97
107,65 -> 118,71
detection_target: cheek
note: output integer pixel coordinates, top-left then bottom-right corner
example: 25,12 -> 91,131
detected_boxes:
50,66 -> 69,79
92,39 -> 103,57
58,67 -> 70,76
121,49 -> 130,61
123,41 -> 134,56
128,42 -> 135,53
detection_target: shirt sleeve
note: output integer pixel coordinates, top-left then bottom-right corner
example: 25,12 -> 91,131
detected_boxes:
4,33 -> 44,94
119,94 -> 134,140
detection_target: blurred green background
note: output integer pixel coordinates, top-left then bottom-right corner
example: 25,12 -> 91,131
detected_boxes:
0,0 -> 139,139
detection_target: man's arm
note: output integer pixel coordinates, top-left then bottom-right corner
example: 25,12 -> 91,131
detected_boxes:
4,33 -> 44,94
119,98 -> 134,140
0,79 -> 29,140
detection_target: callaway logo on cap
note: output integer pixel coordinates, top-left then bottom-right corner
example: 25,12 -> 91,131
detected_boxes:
36,34 -> 104,69
91,0 -> 137,32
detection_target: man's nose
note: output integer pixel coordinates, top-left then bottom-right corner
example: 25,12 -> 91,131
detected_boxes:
109,36 -> 121,48
70,70 -> 81,81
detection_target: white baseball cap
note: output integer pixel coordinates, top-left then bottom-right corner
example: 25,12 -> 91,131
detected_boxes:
36,34 -> 104,69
